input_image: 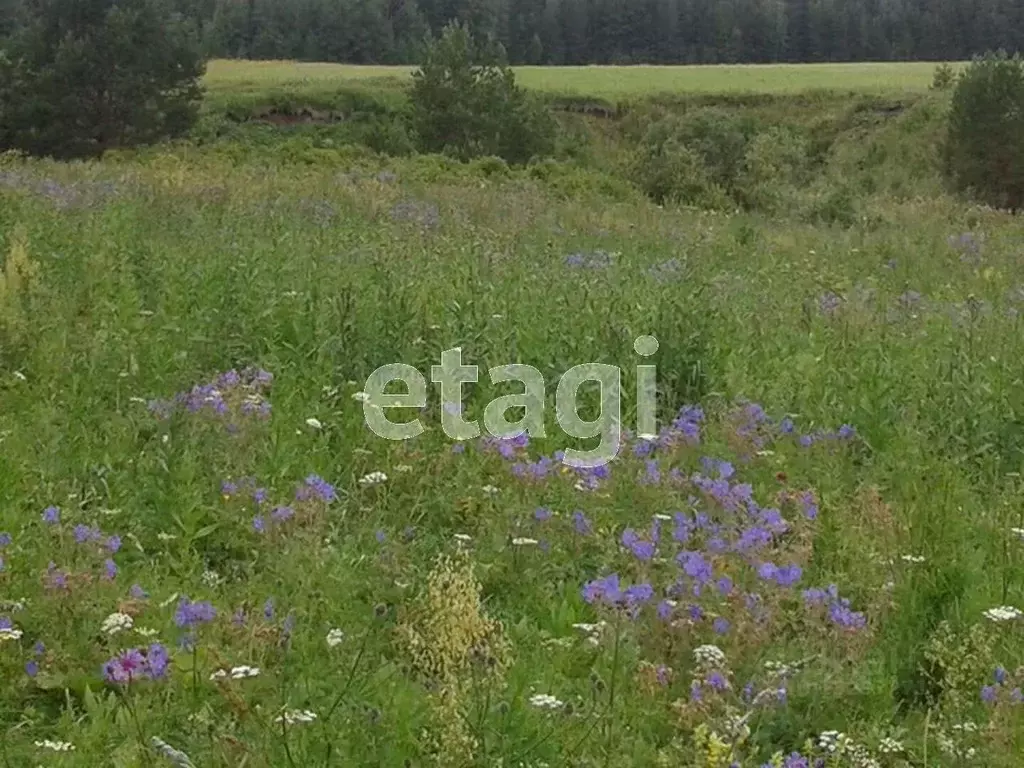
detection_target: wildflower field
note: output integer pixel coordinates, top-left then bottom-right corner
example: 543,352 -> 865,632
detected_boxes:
1,71 -> 1024,768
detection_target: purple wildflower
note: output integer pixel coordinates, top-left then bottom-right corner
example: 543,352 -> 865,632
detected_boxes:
0,533 -> 10,548
706,671 -> 729,691
298,474 -> 336,503
174,598 -> 216,628
582,573 -> 621,605
25,660 -> 38,677
146,643 -> 171,679
104,559 -> 118,580
995,666 -> 1009,685
534,507 -> 553,522
713,617 -> 730,635
130,584 -> 148,599
103,649 -> 148,684
572,511 -> 593,536
73,524 -> 99,544
678,551 -> 713,584
106,535 -> 121,553
263,598 -> 274,620
271,506 -> 294,522
982,685 -> 998,704
253,516 -> 266,533
42,506 -> 60,524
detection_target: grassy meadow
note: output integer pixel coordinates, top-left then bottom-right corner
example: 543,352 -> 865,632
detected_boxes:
203,58 -> 946,107
1,61 -> 1024,767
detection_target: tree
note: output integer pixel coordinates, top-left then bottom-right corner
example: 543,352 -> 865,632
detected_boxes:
0,0 -> 204,159
945,51 -> 1024,210
409,21 -> 554,164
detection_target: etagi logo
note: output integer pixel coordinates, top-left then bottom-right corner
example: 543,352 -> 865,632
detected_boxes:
359,335 -> 660,469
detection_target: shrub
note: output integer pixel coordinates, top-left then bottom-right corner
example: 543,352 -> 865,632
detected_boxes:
931,62 -> 956,91
628,133 -> 727,208
671,108 -> 758,191
0,0 -> 204,159
626,111 -> 750,208
409,22 -> 555,165
736,127 -> 810,211
945,51 -> 1024,211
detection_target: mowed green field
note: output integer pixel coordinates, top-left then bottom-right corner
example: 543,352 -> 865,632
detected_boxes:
204,58 -> 946,100
3,58 -> 1024,768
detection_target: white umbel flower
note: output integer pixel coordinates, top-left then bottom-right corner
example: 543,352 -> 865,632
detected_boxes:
101,612 -> 134,635
878,737 -> 905,754
984,605 -> 1023,622
275,709 -> 317,724
511,537 -> 539,546
352,391 -> 371,403
358,471 -> 388,487
305,417 -> 323,430
481,485 -> 499,495
693,644 -> 727,668
326,628 -> 345,648
528,693 -> 564,710
210,665 -> 260,681
34,740 -> 74,752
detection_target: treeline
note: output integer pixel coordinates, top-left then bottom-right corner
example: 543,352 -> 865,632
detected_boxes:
164,0 -> 1024,65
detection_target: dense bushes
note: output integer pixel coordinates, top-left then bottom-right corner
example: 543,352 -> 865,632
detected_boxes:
0,0 -> 204,159
945,51 -> 1024,211
409,22 -> 555,165
627,108 -> 810,212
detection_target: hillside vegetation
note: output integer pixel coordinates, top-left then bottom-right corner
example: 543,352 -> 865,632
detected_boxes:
1,56 -> 1024,767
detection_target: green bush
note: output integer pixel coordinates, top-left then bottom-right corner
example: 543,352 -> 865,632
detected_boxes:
672,108 -> 759,191
736,127 -> 810,211
627,120 -> 728,208
627,109 -> 764,209
0,0 -> 204,159
409,22 -> 555,165
945,51 -> 1024,211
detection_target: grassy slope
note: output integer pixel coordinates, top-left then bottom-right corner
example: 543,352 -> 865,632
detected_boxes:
1,63 -> 1023,766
